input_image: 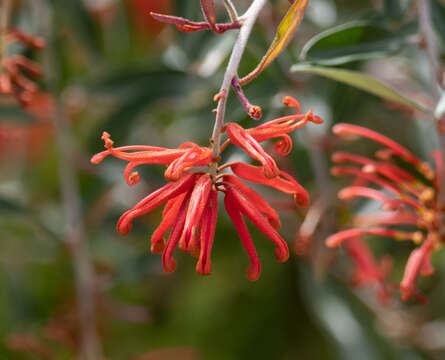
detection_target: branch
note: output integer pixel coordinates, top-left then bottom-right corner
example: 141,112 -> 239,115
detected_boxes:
210,0 -> 267,174
418,0 -> 445,207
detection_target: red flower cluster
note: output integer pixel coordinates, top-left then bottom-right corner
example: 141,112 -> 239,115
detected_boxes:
0,28 -> 45,105
327,123 -> 444,302
91,96 -> 322,280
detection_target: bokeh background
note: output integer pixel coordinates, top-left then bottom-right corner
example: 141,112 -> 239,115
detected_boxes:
1,0 -> 445,359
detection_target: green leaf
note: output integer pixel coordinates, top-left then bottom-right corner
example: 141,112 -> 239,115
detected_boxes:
89,69 -> 204,145
430,0 -> 445,45
51,0 -> 103,57
300,21 -> 406,66
291,64 -> 431,113
240,0 -> 309,85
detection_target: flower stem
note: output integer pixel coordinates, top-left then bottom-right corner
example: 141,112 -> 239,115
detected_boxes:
418,0 -> 445,208
210,0 -> 267,176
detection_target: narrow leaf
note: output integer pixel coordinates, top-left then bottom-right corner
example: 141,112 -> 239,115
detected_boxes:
200,0 -> 217,30
300,21 -> 406,66
291,64 -> 431,113
240,0 -> 309,85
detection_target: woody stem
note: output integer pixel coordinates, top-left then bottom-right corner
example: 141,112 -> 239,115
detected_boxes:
418,0 -> 445,208
209,0 -> 267,177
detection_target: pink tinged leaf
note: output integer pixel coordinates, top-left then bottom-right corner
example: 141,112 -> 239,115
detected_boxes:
150,11 -> 241,33
179,174 -> 213,252
222,174 -> 281,230
240,0 -> 309,85
150,193 -> 187,254
226,123 -> 279,178
226,186 -> 289,263
200,0 -> 218,32
116,173 -> 196,235
196,190 -> 218,276
230,162 -> 309,207
224,192 -> 261,281
162,193 -> 192,273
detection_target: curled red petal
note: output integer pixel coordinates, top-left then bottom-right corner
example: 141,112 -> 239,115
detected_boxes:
343,237 -> 392,303
338,186 -> 393,207
326,228 -> 422,248
332,123 -> 421,166
352,211 -> 418,227
196,190 -> 218,276
165,146 -> 212,181
225,186 -> 289,263
150,193 -> 187,254
221,174 -> 280,230
229,162 -> 309,207
274,134 -> 292,156
400,236 -> 435,301
116,173 -> 196,235
226,123 -> 279,178
224,192 -> 261,281
179,174 -> 213,251
162,193 -> 192,273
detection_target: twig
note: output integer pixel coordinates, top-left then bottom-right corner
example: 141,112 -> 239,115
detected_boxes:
418,0 -> 445,207
210,0 -> 267,176
418,0 -> 442,99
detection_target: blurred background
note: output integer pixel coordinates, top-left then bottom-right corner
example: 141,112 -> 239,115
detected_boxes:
1,0 -> 445,359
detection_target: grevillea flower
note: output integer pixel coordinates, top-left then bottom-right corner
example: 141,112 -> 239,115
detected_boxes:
327,123 -> 443,302
91,96 -> 322,280
0,29 -> 45,105
343,237 -> 393,304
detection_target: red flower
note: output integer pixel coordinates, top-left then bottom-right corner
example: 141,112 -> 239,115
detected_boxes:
91,132 -> 213,183
0,29 -> 45,105
91,96 -> 322,280
328,123 -> 443,302
343,237 -> 392,304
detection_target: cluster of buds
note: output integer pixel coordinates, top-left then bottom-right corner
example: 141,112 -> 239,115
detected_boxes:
91,96 -> 322,280
0,28 -> 45,105
327,123 -> 444,302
